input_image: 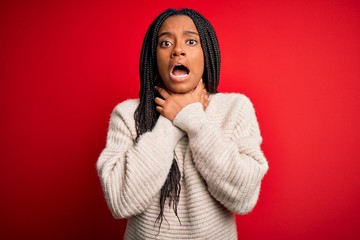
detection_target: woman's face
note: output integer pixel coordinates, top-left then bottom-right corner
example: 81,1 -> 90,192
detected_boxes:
156,15 -> 204,94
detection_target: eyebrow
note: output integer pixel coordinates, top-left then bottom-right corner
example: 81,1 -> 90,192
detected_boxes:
158,30 -> 199,38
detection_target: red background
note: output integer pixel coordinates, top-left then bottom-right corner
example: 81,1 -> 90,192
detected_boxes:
1,0 -> 359,239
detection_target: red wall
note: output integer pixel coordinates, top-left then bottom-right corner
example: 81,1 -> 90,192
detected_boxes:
1,0 -> 359,239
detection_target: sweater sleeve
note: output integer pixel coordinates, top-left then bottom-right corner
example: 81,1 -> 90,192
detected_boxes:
97,103 -> 184,219
173,96 -> 268,214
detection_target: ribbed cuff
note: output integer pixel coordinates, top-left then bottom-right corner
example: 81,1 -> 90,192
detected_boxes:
173,103 -> 208,134
152,115 -> 185,146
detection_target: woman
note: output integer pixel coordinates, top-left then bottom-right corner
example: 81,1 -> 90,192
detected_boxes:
97,8 -> 268,239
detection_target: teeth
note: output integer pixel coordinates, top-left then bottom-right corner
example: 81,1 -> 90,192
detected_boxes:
170,72 -> 188,80
171,72 -> 188,76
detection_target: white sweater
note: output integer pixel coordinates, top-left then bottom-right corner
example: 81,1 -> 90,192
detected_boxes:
97,93 -> 268,239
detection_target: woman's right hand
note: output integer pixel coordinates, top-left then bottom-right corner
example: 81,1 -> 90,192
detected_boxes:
155,80 -> 209,121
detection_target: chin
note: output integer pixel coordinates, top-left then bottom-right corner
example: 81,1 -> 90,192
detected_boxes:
167,86 -> 193,94
165,81 -> 198,94
168,89 -> 188,94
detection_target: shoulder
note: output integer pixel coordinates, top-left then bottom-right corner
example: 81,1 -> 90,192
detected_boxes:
110,99 -> 139,129
112,98 -> 140,115
209,92 -> 254,111
206,93 -> 258,128
104,99 -> 139,139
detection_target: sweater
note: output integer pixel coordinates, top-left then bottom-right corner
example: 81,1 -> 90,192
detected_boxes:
97,93 -> 268,239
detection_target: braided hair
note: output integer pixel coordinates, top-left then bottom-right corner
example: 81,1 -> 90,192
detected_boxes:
134,8 -> 221,229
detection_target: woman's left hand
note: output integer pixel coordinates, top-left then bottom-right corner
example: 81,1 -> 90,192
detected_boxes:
155,80 -> 209,121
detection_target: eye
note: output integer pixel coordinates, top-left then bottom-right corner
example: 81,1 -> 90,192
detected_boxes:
159,40 -> 173,48
187,39 -> 197,46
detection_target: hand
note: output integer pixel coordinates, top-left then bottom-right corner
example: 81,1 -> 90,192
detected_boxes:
155,80 -> 209,121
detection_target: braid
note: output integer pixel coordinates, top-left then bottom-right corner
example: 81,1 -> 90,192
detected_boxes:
135,10 -> 175,139
134,8 -> 221,232
189,11 -> 221,93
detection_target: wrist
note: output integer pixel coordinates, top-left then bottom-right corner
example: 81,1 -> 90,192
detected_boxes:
154,115 -> 185,142
173,103 -> 208,133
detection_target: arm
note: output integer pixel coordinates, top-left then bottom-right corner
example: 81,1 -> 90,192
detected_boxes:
97,102 -> 184,218
173,96 -> 268,214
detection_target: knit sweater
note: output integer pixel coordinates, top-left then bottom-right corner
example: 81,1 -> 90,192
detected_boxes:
97,93 -> 268,240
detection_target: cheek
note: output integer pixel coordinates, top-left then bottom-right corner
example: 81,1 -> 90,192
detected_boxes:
200,56 -> 205,71
196,54 -> 205,75
196,49 -> 205,68
156,56 -> 166,74
156,54 -> 161,68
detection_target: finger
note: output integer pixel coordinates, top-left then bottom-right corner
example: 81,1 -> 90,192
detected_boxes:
203,90 -> 209,99
155,105 -> 163,114
154,97 -> 165,107
201,99 -> 207,110
156,86 -> 170,99
203,102 -> 208,110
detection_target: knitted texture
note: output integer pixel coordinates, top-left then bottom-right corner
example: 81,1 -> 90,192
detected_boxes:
97,93 -> 268,239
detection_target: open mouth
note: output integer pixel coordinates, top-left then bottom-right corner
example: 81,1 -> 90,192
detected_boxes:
171,64 -> 190,79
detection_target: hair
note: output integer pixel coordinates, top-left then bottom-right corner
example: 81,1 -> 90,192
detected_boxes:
134,8 -> 221,230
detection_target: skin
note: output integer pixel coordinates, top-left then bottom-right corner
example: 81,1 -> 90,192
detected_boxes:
155,15 -> 209,121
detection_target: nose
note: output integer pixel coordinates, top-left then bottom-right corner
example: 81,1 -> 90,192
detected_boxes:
171,43 -> 186,58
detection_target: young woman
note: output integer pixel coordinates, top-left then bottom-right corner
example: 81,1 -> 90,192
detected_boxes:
97,8 -> 268,239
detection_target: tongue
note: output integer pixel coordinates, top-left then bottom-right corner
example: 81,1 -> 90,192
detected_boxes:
173,68 -> 188,76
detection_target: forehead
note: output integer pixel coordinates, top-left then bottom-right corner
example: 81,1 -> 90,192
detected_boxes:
158,15 -> 198,34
